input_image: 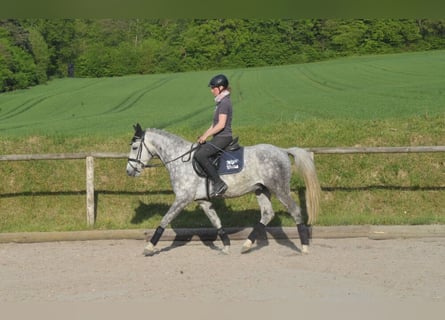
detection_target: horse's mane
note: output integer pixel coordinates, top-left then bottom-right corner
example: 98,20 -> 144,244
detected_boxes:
146,128 -> 191,145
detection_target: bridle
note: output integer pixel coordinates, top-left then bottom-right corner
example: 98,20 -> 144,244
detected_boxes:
127,133 -> 200,173
127,134 -> 155,173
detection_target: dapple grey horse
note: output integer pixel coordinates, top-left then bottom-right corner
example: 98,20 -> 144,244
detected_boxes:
126,124 -> 321,255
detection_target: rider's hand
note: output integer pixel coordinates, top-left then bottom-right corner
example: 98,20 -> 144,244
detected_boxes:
198,136 -> 207,144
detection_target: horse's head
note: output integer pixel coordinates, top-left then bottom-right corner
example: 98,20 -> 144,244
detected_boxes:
126,123 -> 154,177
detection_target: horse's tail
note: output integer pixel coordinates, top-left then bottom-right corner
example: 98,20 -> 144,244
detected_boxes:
285,147 -> 321,225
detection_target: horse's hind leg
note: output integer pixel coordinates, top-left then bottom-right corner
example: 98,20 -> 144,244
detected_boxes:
275,190 -> 311,254
198,200 -> 231,254
242,187 -> 275,254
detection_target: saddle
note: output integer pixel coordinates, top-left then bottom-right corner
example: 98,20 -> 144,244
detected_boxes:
192,137 -> 244,178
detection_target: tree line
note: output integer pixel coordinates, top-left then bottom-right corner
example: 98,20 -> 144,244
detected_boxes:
1,18 -> 444,92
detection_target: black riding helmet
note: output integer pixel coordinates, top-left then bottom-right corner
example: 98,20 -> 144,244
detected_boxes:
208,74 -> 229,89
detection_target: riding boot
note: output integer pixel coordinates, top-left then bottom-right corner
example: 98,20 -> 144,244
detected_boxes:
206,164 -> 227,197
194,153 -> 227,197
204,164 -> 227,197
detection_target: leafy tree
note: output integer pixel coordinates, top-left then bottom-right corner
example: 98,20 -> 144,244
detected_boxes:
0,22 -> 38,91
330,20 -> 367,53
417,19 -> 445,49
27,27 -> 50,83
182,20 -> 228,70
364,20 -> 408,52
75,43 -> 112,77
34,19 -> 78,77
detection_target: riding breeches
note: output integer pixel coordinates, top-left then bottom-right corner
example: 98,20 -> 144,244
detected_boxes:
193,136 -> 232,183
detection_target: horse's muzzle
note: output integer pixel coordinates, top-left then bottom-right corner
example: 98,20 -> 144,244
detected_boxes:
126,163 -> 141,177
126,169 -> 139,177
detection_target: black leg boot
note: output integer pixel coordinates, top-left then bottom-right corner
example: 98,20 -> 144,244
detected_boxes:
297,223 -> 311,254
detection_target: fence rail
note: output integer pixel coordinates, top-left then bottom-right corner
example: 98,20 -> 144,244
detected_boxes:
0,152 -> 127,161
306,146 -> 445,154
1,146 -> 444,225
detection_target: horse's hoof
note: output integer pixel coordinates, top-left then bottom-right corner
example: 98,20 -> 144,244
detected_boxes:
301,244 -> 309,254
143,242 -> 158,256
241,239 -> 253,254
220,246 -> 230,255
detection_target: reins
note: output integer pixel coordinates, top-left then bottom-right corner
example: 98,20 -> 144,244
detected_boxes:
164,143 -> 200,165
163,141 -> 235,165
128,134 -> 200,170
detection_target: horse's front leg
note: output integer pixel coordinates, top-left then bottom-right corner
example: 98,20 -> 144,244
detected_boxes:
144,197 -> 190,256
198,200 -> 231,254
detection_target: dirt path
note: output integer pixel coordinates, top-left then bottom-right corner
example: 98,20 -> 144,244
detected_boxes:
1,236 -> 445,305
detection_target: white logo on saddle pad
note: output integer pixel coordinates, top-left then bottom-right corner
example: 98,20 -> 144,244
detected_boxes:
218,147 -> 244,175
226,159 -> 239,170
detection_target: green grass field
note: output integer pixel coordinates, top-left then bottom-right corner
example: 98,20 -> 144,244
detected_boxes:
0,50 -> 444,232
1,50 -> 444,137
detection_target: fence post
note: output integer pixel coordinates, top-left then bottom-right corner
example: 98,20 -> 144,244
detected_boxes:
86,156 -> 95,226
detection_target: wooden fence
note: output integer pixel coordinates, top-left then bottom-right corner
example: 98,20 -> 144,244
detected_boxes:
1,146 -> 444,226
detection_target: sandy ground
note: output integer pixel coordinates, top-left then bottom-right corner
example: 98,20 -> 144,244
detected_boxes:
1,235 -> 445,307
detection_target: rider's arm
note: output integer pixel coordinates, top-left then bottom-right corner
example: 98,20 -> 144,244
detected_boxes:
198,113 -> 227,144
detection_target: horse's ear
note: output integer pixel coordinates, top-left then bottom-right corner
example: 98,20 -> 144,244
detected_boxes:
133,123 -> 144,136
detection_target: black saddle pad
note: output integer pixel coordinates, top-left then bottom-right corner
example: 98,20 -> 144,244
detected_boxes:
218,147 -> 244,175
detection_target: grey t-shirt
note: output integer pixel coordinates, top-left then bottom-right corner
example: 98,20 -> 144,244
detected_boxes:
213,95 -> 232,137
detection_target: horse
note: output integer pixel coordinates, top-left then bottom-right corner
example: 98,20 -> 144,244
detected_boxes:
126,124 -> 321,256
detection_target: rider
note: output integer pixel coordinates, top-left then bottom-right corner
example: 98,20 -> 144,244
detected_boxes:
194,74 -> 233,197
